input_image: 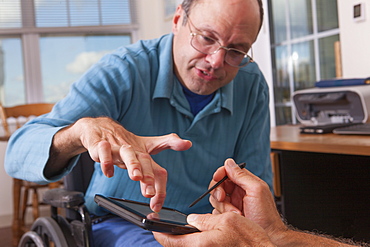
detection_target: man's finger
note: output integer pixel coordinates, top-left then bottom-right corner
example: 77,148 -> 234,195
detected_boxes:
144,133 -> 192,155
149,163 -> 167,212
224,158 -> 268,194
136,152 -> 156,198
186,214 -> 218,231
97,141 -> 114,177
119,144 -> 143,180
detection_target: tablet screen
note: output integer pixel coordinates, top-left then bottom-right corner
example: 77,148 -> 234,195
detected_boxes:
109,197 -> 188,225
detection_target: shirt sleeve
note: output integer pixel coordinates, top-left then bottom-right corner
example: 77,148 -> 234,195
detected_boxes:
4,52 -> 133,184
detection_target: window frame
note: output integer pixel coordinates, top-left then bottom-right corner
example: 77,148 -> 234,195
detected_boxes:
268,0 -> 340,125
0,0 -> 139,104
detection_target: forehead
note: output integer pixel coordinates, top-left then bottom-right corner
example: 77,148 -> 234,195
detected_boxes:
189,0 -> 260,46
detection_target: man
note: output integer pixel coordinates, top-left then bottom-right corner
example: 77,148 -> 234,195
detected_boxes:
154,159 -> 367,247
5,0 -> 271,246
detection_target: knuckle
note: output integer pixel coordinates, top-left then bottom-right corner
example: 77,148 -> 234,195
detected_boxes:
142,173 -> 155,182
120,144 -> 133,151
100,161 -> 112,167
155,166 -> 168,178
250,179 -> 269,194
127,160 -> 141,169
167,133 -> 180,141
155,191 -> 167,201
168,133 -> 179,138
136,151 -> 151,160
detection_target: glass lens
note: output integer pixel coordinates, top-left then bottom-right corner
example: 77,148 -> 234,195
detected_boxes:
226,52 -> 249,67
193,34 -> 217,54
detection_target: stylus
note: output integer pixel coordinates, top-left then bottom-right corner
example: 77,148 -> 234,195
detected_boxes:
188,162 -> 246,208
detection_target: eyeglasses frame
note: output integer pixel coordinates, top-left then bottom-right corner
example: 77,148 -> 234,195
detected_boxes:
184,12 -> 254,68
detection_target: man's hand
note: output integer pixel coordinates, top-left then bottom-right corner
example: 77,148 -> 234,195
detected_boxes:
155,159 -> 361,247
153,212 -> 275,247
46,116 -> 192,212
209,159 -> 287,241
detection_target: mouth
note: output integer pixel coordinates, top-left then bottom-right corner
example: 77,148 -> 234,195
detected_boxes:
200,70 -> 209,76
195,67 -> 216,81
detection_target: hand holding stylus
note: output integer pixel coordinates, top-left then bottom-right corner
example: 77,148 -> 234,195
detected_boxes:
188,162 -> 246,208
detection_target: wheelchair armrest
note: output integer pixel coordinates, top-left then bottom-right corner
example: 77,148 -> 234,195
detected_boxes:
43,188 -> 85,208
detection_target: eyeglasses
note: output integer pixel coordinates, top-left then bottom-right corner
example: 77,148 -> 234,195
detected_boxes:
185,13 -> 254,68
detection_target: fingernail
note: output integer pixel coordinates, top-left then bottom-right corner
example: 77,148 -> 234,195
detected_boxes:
213,189 -> 221,200
227,161 -> 238,167
187,214 -> 198,223
133,169 -> 141,178
153,203 -> 162,213
146,186 -> 155,196
232,210 -> 240,214
106,168 -> 114,178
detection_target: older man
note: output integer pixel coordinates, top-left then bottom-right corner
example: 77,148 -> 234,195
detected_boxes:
5,0 -> 271,246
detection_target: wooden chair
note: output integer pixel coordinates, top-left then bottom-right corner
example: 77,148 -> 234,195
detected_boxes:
0,103 -> 62,247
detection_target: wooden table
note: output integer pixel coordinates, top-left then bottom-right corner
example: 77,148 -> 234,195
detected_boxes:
270,125 -> 370,242
271,124 -> 370,156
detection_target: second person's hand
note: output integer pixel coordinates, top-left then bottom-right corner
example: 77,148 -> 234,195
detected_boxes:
209,159 -> 287,239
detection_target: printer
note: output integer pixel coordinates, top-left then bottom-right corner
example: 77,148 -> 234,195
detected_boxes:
293,85 -> 370,126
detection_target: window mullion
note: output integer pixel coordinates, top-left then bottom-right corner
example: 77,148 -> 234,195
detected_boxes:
311,0 -> 321,81
21,0 -> 36,28
22,33 -> 43,103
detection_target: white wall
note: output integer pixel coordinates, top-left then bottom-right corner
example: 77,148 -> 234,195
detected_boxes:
136,0 -> 178,41
338,0 -> 370,77
253,0 -> 275,127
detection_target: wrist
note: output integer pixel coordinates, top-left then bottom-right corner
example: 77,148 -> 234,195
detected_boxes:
44,123 -> 86,179
53,122 -> 86,156
265,222 -> 291,246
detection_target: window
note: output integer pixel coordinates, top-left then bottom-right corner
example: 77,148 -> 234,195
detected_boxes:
0,37 -> 25,106
0,0 -> 137,106
268,0 -> 339,125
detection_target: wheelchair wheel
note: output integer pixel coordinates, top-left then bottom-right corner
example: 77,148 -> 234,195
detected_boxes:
18,231 -> 45,247
25,216 -> 69,247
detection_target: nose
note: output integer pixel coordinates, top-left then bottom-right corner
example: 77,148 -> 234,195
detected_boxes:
205,48 -> 226,69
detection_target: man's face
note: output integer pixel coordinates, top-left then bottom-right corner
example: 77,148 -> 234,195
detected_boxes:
172,0 -> 260,95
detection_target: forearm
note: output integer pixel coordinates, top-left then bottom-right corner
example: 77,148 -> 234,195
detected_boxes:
272,227 -> 366,247
44,122 -> 86,179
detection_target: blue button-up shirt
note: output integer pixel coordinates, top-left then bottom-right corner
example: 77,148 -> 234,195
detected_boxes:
5,33 -> 272,215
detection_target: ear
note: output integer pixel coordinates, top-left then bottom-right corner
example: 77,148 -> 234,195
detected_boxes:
172,5 -> 183,34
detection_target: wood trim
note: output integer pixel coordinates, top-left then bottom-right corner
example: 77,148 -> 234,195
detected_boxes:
270,152 -> 281,197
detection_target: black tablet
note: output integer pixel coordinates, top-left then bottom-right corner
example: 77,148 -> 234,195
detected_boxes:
299,122 -> 360,134
94,194 -> 199,235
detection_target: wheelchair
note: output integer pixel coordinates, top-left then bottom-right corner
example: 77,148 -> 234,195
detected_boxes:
18,152 -> 95,247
